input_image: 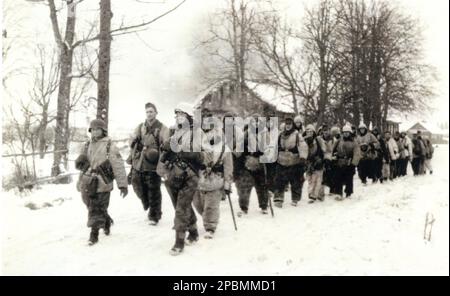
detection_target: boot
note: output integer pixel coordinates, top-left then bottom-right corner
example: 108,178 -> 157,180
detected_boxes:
204,230 -> 215,239
88,228 -> 99,245
308,195 -> 316,204
186,229 -> 199,245
104,217 -> 113,236
237,207 -> 248,217
170,231 -> 185,256
274,201 -> 283,208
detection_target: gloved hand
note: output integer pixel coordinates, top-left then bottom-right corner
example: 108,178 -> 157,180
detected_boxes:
324,158 -> 332,169
127,171 -> 132,185
75,154 -> 90,172
313,158 -> 323,170
119,187 -> 128,198
161,139 -> 172,152
298,158 -> 307,166
224,182 -> 232,195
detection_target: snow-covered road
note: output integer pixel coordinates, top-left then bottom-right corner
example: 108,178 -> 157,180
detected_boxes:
1,146 -> 448,275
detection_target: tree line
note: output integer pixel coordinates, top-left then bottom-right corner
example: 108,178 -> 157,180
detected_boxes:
193,0 -> 436,128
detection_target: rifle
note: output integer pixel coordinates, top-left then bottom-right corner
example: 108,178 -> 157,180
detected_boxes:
263,163 -> 274,217
226,192 -> 238,231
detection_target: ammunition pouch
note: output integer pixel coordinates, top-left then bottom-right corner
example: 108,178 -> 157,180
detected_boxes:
97,159 -> 115,184
166,161 -> 188,189
79,173 -> 99,199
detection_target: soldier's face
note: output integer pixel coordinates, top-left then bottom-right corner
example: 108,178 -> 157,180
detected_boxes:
146,107 -> 157,121
91,128 -> 103,138
175,112 -> 188,125
294,120 -> 302,128
306,130 -> 314,137
323,130 -> 330,138
285,122 -> 293,131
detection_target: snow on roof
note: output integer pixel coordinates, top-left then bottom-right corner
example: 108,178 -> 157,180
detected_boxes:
399,120 -> 447,135
245,81 -> 295,114
193,80 -> 296,114
193,80 -> 225,109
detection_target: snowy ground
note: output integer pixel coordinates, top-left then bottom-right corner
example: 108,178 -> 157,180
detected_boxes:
1,146 -> 449,276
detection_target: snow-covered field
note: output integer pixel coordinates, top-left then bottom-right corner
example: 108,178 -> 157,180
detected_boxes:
1,146 -> 448,276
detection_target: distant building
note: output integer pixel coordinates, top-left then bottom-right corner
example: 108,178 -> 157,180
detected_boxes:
383,120 -> 400,134
193,80 -> 296,120
403,121 -> 448,144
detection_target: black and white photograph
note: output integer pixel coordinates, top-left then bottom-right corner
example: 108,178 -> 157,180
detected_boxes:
1,0 -> 448,277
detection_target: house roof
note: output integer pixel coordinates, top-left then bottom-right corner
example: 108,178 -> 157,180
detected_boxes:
245,82 -> 296,114
400,120 -> 447,135
193,80 -> 296,114
193,80 -> 226,110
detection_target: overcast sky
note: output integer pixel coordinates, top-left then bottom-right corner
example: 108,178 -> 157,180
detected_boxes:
1,0 -> 448,135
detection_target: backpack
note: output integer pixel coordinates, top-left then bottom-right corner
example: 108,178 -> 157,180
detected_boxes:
413,140 -> 422,155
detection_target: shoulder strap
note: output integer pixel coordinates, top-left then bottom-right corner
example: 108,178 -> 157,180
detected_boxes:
332,139 -> 340,154
153,122 -> 162,147
83,140 -> 91,155
139,122 -> 145,138
106,139 -> 111,159
215,141 -> 226,167
316,138 -> 324,157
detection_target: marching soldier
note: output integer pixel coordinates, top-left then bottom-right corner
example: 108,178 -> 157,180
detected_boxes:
355,123 -> 379,184
128,102 -> 170,225
193,110 -> 233,238
304,124 -> 326,203
273,117 -> 308,207
75,119 -> 128,245
234,113 -> 270,215
332,125 -> 361,200
158,102 -> 203,255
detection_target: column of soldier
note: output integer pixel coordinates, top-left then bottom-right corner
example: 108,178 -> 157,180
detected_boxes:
75,101 -> 434,256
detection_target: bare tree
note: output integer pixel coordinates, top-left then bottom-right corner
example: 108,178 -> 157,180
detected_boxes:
301,0 -> 341,126
2,0 -> 28,89
3,102 -> 41,187
253,12 -> 319,116
86,0 -> 187,128
28,44 -> 60,159
47,0 -> 78,179
194,0 -> 262,111
334,0 -> 436,128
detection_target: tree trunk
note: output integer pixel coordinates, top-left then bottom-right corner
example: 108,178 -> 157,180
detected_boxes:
317,49 -> 328,126
38,105 -> 49,159
52,47 -> 74,179
97,0 -> 113,128
50,1 -> 76,182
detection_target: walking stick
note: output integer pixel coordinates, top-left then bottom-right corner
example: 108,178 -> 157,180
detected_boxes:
226,192 -> 238,231
263,164 -> 274,218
